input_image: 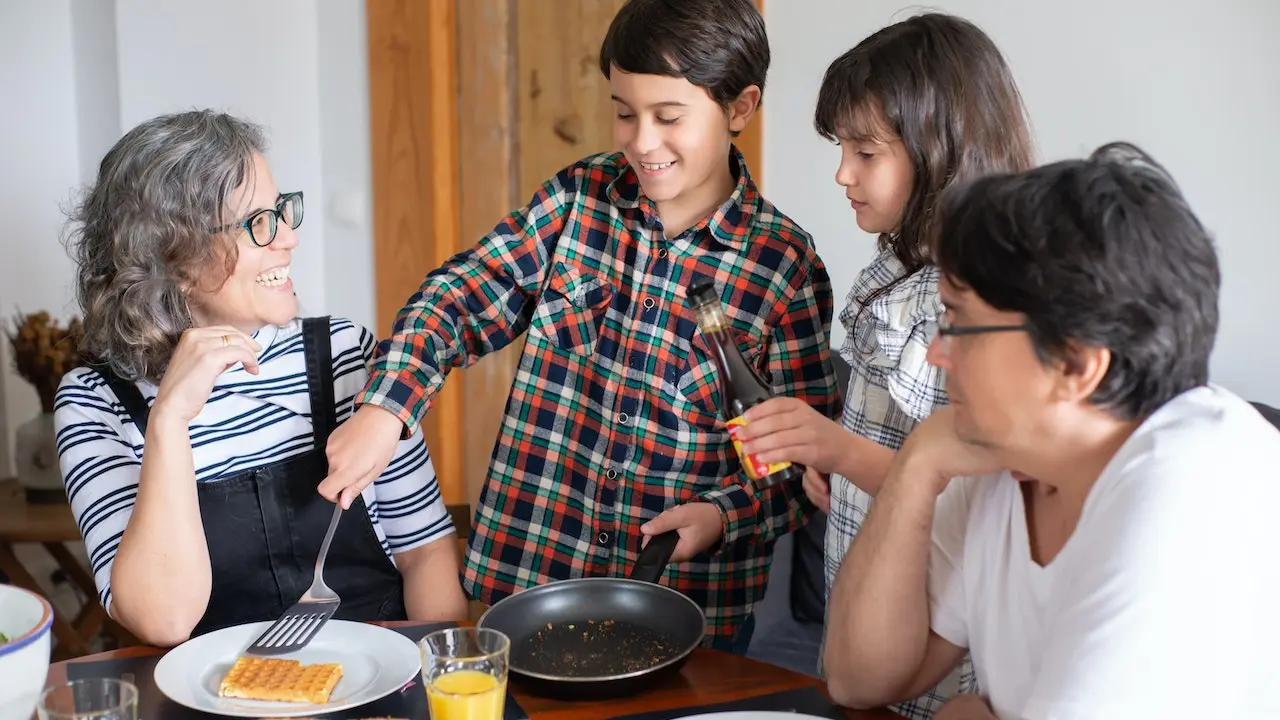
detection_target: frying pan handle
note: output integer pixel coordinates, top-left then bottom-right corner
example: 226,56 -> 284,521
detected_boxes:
630,530 -> 680,584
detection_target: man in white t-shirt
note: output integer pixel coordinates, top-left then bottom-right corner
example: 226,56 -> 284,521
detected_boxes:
822,142 -> 1280,720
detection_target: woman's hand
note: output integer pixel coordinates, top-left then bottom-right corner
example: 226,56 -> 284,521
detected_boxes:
151,326 -> 261,424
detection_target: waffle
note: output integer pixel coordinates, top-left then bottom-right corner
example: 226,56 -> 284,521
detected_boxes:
218,656 -> 343,704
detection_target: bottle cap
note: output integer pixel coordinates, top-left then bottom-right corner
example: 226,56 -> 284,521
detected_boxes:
686,277 -> 717,301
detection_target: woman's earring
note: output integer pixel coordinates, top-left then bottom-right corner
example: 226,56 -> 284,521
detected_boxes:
182,293 -> 196,329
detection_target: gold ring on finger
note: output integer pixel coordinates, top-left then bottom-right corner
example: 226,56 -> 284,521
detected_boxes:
221,335 -> 230,347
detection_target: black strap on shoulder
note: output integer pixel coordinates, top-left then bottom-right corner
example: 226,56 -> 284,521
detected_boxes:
301,317 -> 338,450
93,364 -> 152,438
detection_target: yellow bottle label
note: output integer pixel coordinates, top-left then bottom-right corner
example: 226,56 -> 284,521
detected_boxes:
726,415 -> 791,481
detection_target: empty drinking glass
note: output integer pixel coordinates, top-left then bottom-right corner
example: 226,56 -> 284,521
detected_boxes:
37,678 -> 137,720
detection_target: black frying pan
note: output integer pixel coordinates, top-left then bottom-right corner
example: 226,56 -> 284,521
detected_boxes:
476,530 -> 705,700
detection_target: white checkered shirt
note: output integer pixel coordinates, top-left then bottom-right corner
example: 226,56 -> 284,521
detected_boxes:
822,248 -> 974,718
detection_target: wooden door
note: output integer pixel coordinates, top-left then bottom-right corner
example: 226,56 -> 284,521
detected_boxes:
367,0 -> 763,508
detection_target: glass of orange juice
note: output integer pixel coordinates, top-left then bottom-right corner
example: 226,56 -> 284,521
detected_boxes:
420,627 -> 510,720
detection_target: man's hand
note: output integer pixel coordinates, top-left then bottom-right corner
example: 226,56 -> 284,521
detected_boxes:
640,502 -> 724,562
935,693 -> 998,720
319,404 -> 408,509
738,397 -> 851,475
896,406 -> 1004,495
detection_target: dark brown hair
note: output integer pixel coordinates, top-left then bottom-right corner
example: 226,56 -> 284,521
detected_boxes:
815,13 -> 1035,293
599,0 -> 769,110
934,143 -> 1219,420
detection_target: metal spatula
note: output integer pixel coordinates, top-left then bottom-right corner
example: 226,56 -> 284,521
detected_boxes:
245,503 -> 343,655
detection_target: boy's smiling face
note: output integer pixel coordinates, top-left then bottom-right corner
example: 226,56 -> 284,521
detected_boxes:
610,65 -> 758,230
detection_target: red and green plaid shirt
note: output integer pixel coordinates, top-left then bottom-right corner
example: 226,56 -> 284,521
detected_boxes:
361,148 -> 837,641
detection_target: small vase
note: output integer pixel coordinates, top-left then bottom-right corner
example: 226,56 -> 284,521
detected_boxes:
16,411 -> 64,504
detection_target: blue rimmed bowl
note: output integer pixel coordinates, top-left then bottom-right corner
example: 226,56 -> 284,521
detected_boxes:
0,584 -> 54,720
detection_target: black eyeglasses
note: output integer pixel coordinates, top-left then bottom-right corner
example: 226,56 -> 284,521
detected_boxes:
925,310 -> 1030,345
212,191 -> 304,247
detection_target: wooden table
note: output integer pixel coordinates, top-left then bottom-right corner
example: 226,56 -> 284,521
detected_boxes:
0,477 -> 136,659
46,621 -> 901,719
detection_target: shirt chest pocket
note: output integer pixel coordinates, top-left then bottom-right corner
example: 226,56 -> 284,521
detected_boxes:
670,328 -> 769,423
529,262 -> 613,357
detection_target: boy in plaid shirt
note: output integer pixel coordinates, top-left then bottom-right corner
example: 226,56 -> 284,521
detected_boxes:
321,0 -> 837,652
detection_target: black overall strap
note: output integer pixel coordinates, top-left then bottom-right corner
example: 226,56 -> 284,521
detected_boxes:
301,317 -> 338,450
94,364 -> 152,438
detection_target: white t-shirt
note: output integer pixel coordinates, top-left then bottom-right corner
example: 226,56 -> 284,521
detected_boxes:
928,385 -> 1280,720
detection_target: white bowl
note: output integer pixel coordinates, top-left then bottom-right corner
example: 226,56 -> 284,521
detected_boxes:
0,584 -> 54,720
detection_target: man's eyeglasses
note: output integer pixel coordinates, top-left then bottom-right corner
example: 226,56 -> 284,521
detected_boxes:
212,191 -> 304,247
924,309 -> 1030,345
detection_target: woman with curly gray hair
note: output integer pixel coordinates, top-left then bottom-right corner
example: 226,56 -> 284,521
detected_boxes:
55,110 -> 467,647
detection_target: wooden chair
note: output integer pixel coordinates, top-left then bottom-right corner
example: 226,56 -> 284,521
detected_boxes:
0,478 -> 139,659
446,502 -> 471,542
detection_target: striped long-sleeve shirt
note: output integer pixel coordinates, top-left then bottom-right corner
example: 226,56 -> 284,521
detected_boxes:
54,317 -> 453,614
358,148 -> 838,642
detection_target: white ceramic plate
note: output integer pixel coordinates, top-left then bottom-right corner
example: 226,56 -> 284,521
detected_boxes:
678,714 -> 835,720
153,620 -> 420,718
680,707 -> 829,712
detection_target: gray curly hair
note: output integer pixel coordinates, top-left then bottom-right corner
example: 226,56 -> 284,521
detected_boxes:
65,110 -> 266,383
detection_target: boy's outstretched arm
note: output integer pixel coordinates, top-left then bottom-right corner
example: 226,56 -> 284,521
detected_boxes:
319,168 -> 577,507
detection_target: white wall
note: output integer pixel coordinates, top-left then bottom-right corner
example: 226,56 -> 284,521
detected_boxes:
114,0 -> 330,321
68,0 -> 121,185
315,1 -> 377,334
764,0 -> 1280,404
0,0 -> 85,476
0,0 -> 375,474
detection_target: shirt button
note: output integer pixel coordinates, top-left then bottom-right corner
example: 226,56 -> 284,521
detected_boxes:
657,248 -> 668,259
606,468 -> 618,480
642,297 -> 656,310
618,412 -> 630,425
597,531 -> 611,546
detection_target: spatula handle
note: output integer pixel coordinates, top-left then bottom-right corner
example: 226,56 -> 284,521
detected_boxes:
315,503 -> 344,578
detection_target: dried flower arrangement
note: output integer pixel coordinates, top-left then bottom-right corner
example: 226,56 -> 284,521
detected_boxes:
6,311 -> 85,413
